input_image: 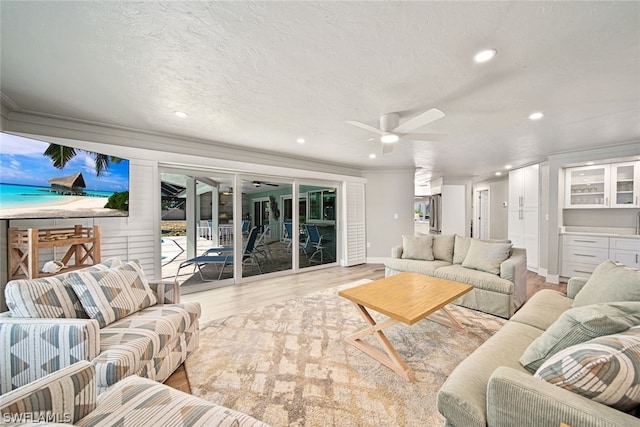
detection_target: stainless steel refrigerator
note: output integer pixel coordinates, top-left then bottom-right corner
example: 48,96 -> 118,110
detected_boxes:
429,194 -> 442,234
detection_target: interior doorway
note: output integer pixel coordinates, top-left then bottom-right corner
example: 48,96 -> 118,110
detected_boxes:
474,187 -> 490,239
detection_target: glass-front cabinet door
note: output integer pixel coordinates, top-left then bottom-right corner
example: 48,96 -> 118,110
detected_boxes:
565,165 -> 610,208
610,162 -> 640,208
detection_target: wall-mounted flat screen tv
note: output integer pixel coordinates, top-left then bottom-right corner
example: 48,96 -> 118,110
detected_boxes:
0,132 -> 130,219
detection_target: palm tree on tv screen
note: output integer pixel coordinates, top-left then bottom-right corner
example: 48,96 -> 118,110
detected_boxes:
43,143 -> 122,176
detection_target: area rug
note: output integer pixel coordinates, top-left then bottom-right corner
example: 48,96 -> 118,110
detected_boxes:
185,279 -> 506,426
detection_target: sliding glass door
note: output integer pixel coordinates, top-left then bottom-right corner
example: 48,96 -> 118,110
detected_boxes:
298,184 -> 338,269
160,169 -> 235,290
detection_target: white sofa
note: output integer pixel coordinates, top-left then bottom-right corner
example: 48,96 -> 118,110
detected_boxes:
0,258 -> 200,394
385,234 -> 527,318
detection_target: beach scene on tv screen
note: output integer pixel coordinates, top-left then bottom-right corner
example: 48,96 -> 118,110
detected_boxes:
0,133 -> 130,219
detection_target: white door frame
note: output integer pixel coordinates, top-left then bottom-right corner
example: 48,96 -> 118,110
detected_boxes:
473,185 -> 491,239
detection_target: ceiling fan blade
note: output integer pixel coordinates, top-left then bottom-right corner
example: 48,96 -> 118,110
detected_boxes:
402,133 -> 448,142
381,142 -> 395,155
345,120 -> 386,135
393,108 -> 445,133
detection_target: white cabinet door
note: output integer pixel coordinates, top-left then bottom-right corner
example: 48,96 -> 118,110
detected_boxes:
565,165 -> 610,208
609,249 -> 640,268
508,168 -> 524,208
523,164 -> 539,208
609,237 -> 640,268
610,162 -> 640,208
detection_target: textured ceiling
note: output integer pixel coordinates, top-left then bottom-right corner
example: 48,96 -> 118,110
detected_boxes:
1,1 -> 639,182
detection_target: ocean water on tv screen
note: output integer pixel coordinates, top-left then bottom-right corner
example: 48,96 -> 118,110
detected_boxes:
0,183 -> 113,209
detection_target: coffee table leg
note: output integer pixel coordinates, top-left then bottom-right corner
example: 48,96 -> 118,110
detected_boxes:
345,303 -> 416,382
428,305 -> 466,331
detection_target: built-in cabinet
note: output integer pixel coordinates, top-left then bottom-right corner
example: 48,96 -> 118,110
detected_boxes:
561,233 -> 640,277
565,162 -> 640,208
508,164 -> 539,270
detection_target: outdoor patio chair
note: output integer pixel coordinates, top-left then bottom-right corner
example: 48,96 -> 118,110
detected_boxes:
283,221 -> 306,253
174,226 -> 262,282
304,224 -> 332,263
253,225 -> 272,263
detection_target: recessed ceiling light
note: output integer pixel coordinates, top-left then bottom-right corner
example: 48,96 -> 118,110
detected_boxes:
296,138 -> 305,144
495,171 -> 502,176
473,49 -> 497,63
369,154 -> 377,159
586,161 -> 595,165
529,112 -> 544,120
505,165 -> 512,170
380,134 -> 399,143
174,111 -> 188,118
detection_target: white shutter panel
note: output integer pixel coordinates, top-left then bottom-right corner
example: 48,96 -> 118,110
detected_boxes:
344,182 -> 366,266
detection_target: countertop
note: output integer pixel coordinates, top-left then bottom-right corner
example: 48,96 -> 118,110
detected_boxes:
560,226 -> 640,239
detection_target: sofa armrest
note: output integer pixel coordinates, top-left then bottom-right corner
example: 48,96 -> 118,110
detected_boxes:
500,247 -> 527,310
0,361 -> 96,424
390,245 -> 403,259
567,277 -> 589,299
148,280 -> 180,304
487,367 -> 637,427
0,318 -> 100,394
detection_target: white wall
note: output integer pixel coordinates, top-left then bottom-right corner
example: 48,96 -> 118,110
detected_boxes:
363,169 -> 415,262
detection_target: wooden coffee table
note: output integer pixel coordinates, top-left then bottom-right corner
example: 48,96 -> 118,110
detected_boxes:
338,272 -> 472,381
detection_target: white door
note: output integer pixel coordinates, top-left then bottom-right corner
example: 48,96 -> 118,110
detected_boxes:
478,189 -> 489,239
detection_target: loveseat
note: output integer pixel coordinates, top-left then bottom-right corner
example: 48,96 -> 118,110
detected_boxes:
0,360 -> 269,426
437,260 -> 640,427
385,234 -> 527,319
0,257 -> 200,394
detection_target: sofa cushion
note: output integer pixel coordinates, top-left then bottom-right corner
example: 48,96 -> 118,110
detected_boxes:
453,236 -> 511,265
384,258 -> 452,276
461,239 -> 512,275
534,326 -> 640,411
437,321 -> 542,427
573,260 -> 640,308
519,302 -> 640,372
510,289 -> 573,331
68,261 -> 157,327
433,234 -> 455,263
4,257 -> 123,319
401,234 -> 434,261
433,265 -> 514,295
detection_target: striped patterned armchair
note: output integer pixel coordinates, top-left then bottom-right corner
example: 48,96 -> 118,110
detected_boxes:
0,258 -> 200,395
0,361 -> 269,426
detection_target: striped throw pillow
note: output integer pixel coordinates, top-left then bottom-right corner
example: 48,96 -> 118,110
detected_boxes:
534,326 -> 640,411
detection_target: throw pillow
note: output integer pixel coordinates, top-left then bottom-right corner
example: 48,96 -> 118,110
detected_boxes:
573,260 -> 640,308
520,301 -> 640,372
534,326 -> 640,411
461,239 -> 512,275
401,235 -> 434,261
4,257 -> 124,319
433,234 -> 455,263
67,260 -> 157,327
452,235 -> 471,264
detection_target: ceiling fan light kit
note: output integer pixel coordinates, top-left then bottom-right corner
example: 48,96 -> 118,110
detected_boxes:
380,133 -> 400,143
346,108 -> 447,155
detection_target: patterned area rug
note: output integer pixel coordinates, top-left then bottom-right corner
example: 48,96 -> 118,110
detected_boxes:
186,280 -> 506,426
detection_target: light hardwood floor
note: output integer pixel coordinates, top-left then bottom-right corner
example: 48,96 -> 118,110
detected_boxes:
164,263 -> 566,393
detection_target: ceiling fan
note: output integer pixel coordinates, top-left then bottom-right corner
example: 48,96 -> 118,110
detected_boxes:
251,180 -> 279,187
345,108 -> 447,154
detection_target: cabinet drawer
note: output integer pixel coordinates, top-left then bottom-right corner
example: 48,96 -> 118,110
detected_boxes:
563,235 -> 609,248
562,262 -> 597,278
562,245 -> 609,264
609,237 -> 640,251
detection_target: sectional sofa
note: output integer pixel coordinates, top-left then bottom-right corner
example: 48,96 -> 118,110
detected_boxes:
0,257 -> 200,394
437,260 -> 640,426
385,234 -> 527,319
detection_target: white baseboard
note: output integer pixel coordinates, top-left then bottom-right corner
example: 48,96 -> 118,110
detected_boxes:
366,257 -> 387,264
538,267 -> 548,277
